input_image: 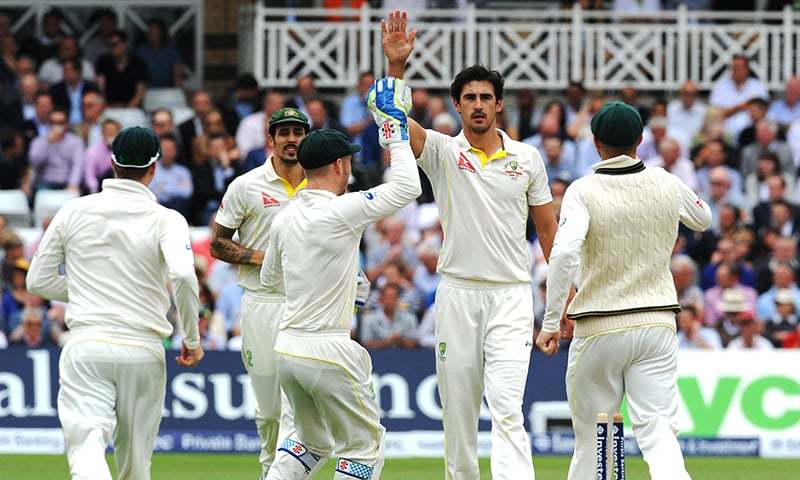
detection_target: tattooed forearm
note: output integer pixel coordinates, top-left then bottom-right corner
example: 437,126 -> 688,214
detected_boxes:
209,223 -> 264,266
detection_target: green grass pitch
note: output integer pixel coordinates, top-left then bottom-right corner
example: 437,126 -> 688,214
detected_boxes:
0,454 -> 794,479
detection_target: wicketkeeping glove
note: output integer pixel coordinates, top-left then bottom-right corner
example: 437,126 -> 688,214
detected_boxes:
355,269 -> 371,310
366,77 -> 412,147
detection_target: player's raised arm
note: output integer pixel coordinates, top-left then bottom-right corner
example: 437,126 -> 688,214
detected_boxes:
27,206 -> 70,302
381,10 -> 426,158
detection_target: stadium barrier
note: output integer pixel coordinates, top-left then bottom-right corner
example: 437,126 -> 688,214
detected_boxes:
0,348 -> 798,458
250,4 -> 800,92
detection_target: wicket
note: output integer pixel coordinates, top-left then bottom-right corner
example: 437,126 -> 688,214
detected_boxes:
596,412 -> 626,480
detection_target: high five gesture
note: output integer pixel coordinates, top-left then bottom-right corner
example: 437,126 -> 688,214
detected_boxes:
382,10 -> 417,78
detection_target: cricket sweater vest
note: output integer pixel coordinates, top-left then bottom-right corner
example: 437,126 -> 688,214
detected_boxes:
567,161 -> 680,337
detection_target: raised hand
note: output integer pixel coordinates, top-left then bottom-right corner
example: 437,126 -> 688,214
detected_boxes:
367,77 -> 412,147
381,10 -> 417,68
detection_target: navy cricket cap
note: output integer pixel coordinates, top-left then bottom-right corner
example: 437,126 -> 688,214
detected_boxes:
590,101 -> 644,148
111,126 -> 161,168
297,129 -> 362,170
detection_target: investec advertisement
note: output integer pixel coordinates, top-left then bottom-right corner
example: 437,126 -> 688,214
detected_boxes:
0,349 -> 798,458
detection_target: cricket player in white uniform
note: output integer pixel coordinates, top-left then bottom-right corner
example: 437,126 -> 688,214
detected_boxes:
537,102 -> 712,480
261,78 -> 420,479
380,12 -> 558,479
26,126 -> 203,480
211,107 -> 309,478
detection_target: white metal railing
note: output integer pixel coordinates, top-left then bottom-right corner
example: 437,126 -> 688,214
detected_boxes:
1,0 -> 204,87
252,5 -> 800,92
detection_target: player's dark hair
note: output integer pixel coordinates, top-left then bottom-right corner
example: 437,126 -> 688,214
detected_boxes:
450,65 -> 504,102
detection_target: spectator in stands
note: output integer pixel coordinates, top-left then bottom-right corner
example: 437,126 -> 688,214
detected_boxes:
700,236 -> 757,289
28,109 -> 84,193
1,234 -> 24,286
740,119 -> 793,179
215,278 -> 243,337
95,30 -> 148,107
769,200 -> 800,240
0,31 -> 17,96
82,118 -> 120,193
637,116 -> 668,162
235,89 -> 284,155
220,73 -> 261,134
151,108 -> 177,139
726,310 -> 773,350
432,112 -> 457,136
136,18 -> 182,88
768,76 -> 800,128
620,86 -> 650,124
49,58 -> 99,125
563,81 -> 586,126
763,288 -> 799,347
341,71 -> 374,146
366,217 -> 418,278
508,89 -> 540,141
149,133 -> 192,216
754,235 -> 800,293
647,138 -> 698,191
667,80 -> 707,154
709,54 -> 769,138
191,132 -> 241,225
179,90 -> 213,163
306,97 -> 343,132
409,88 -> 433,128
360,283 -> 419,349
8,307 -> 53,348
0,132 -> 28,190
714,288 -> 748,346
288,73 -> 338,121
191,109 -> 228,167
701,166 -> 744,229
21,10 -> 63,65
671,254 -> 704,312
737,97 -> 769,149
15,55 -> 36,79
3,73 -> 39,128
756,263 -> 800,321
412,239 -> 440,311
38,35 -> 96,85
542,136 -> 578,183
83,9 -> 117,63
752,174 -> 798,234
1,257 -> 28,332
523,113 -> 577,163
75,91 -> 105,147
705,263 -> 758,326
20,91 -> 54,149
677,304 -> 722,350
745,156 -> 794,214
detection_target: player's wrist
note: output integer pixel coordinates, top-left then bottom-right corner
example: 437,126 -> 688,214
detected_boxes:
387,61 -> 406,78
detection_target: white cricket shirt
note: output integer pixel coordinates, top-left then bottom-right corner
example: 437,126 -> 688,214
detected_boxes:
261,143 -> 421,332
215,156 -> 307,295
27,179 -> 200,348
417,129 -> 552,284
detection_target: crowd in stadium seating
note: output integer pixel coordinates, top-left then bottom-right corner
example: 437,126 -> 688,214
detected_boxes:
1,8 -> 800,353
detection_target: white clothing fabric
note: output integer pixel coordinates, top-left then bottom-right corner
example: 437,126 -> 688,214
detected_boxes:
261,142 -> 421,332
58,338 -> 166,480
435,277 -> 535,480
709,76 -> 769,137
39,58 -> 97,84
236,111 -> 267,155
417,129 -> 552,284
27,178 -> 199,348
565,322 -> 691,480
240,293 -> 296,474
216,156 -> 306,294
543,156 -> 712,333
268,331 -> 385,480
726,335 -> 775,350
646,156 -> 699,192
666,100 -> 707,154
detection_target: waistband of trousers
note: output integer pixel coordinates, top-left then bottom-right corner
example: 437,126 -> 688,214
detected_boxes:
279,328 -> 351,339
66,326 -> 165,352
573,310 -> 677,338
243,289 -> 285,303
440,274 -> 528,290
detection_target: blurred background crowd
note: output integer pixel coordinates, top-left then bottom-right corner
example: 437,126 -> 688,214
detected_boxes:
1,4 -> 800,354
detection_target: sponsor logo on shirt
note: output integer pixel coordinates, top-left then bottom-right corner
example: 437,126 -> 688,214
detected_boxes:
262,192 -> 280,207
503,159 -> 523,179
457,153 -> 476,173
362,191 -> 376,200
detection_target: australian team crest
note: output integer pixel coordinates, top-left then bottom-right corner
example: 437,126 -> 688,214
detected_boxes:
503,160 -> 523,179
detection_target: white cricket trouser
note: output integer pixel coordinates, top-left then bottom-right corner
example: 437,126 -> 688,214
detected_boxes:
267,329 -> 385,480
58,337 -> 165,480
240,291 -> 296,475
566,316 -> 691,480
435,277 -> 535,480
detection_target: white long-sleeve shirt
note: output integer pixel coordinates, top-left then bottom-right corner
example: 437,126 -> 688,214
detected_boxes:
27,179 -> 200,348
261,142 -> 421,332
542,156 -> 712,333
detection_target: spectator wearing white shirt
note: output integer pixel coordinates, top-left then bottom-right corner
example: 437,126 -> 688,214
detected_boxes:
234,90 -> 284,155
709,54 -> 769,138
637,116 -> 667,162
768,76 -> 800,129
740,119 -> 794,179
671,255 -> 704,311
412,239 -> 440,311
37,35 -> 96,85
647,138 -> 698,191
149,134 -> 193,216
667,80 -> 707,154
726,311 -> 774,350
360,283 -> 419,350
677,305 -> 722,350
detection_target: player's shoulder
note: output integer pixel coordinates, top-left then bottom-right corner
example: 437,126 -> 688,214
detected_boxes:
503,134 -> 544,165
230,165 -> 264,189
